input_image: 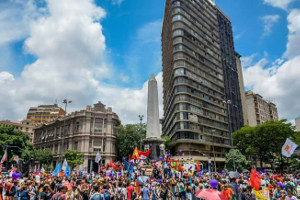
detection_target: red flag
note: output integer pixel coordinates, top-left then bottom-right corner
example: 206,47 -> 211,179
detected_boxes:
196,161 -> 200,173
138,149 -> 151,159
250,168 -> 261,191
110,158 -> 117,169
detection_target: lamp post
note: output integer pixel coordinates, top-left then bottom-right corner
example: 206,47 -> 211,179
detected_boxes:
223,100 -> 236,171
211,129 -> 217,172
60,99 -> 72,164
138,115 -> 144,150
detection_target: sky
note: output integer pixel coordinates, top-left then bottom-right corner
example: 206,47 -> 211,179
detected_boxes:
0,0 -> 299,125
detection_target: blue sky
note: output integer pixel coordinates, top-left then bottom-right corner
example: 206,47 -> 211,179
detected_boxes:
0,0 -> 299,124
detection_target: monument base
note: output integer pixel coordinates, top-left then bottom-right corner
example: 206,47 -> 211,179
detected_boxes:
143,137 -> 164,161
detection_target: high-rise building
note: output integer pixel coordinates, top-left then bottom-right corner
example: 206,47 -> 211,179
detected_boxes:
162,0 -> 243,165
33,102 -> 120,170
26,104 -> 66,126
0,119 -> 35,142
245,91 -> 279,126
295,117 -> 300,132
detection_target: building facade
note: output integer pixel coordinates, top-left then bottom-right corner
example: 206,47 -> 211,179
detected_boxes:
245,91 -> 279,126
0,119 -> 35,142
216,8 -> 244,132
296,117 -> 300,132
162,0 -> 244,165
236,52 -> 248,125
34,102 -> 120,170
27,104 -> 66,126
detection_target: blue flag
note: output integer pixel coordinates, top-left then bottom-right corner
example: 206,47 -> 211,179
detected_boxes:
64,163 -> 71,177
124,160 -> 133,174
52,163 -> 61,176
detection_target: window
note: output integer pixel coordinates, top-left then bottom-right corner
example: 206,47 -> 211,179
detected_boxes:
76,122 -> 80,132
74,142 -> 78,151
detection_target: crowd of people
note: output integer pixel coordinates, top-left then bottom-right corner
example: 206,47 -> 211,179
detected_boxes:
0,159 -> 299,200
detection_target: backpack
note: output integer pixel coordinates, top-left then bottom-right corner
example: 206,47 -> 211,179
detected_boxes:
9,186 -> 16,196
103,190 -> 110,200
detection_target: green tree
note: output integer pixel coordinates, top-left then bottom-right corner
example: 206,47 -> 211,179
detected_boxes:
233,119 -> 300,170
63,149 -> 83,169
0,126 -> 34,167
225,149 -> 249,171
35,149 -> 53,165
116,123 -> 146,160
163,136 -> 171,149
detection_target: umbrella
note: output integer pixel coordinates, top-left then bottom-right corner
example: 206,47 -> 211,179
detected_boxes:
137,176 -> 150,184
228,171 -> 239,178
63,182 -> 74,190
195,189 -> 226,200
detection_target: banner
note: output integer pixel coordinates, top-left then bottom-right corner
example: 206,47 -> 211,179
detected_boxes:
132,147 -> 140,160
282,138 -> 298,157
62,159 -> 68,171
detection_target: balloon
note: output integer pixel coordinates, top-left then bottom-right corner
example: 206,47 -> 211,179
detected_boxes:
179,149 -> 182,153
168,153 -> 171,157
222,170 -> 225,174
169,172 -> 173,176
122,157 -> 125,161
154,160 -> 157,163
130,160 -> 134,165
159,157 -> 163,161
210,179 -> 218,188
198,174 -> 202,178
243,171 -> 246,174
167,162 -> 171,166
158,179 -> 162,184
189,166 -> 192,170
263,169 -> 267,172
12,173 -> 20,179
118,172 -> 122,176
259,171 -> 262,174
244,176 -> 248,179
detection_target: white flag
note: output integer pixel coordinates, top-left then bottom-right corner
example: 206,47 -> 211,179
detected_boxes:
62,159 -> 68,171
282,138 -> 298,157
95,151 -> 101,163
41,167 -> 45,173
0,150 -> 7,163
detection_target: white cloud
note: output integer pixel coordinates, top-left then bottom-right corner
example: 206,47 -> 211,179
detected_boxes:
0,0 -> 162,125
243,9 -> 300,120
0,0 -> 44,45
261,14 -> 280,37
284,9 -> 300,58
263,0 -> 296,10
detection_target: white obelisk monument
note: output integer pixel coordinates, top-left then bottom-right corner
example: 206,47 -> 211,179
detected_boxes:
144,74 -> 164,160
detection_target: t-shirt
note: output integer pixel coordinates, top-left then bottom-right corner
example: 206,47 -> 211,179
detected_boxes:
20,190 -> 30,200
141,187 -> 149,200
126,185 -> 134,200
222,188 -> 234,200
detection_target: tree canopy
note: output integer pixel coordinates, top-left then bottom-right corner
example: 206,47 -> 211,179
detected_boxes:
225,149 -> 249,171
116,123 -> 146,160
0,126 -> 34,165
63,149 -> 84,169
233,119 -> 300,169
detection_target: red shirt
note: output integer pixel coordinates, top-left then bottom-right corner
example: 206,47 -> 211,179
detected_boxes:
127,185 -> 134,200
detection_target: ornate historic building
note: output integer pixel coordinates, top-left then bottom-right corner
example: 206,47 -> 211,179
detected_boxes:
34,102 -> 121,170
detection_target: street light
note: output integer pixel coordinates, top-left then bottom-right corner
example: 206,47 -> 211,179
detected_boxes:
60,99 -> 72,164
223,100 -> 236,171
211,129 -> 217,172
138,115 -> 144,149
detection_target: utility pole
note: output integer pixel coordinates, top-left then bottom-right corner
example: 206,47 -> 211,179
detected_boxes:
60,99 -> 72,165
138,115 -> 144,150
